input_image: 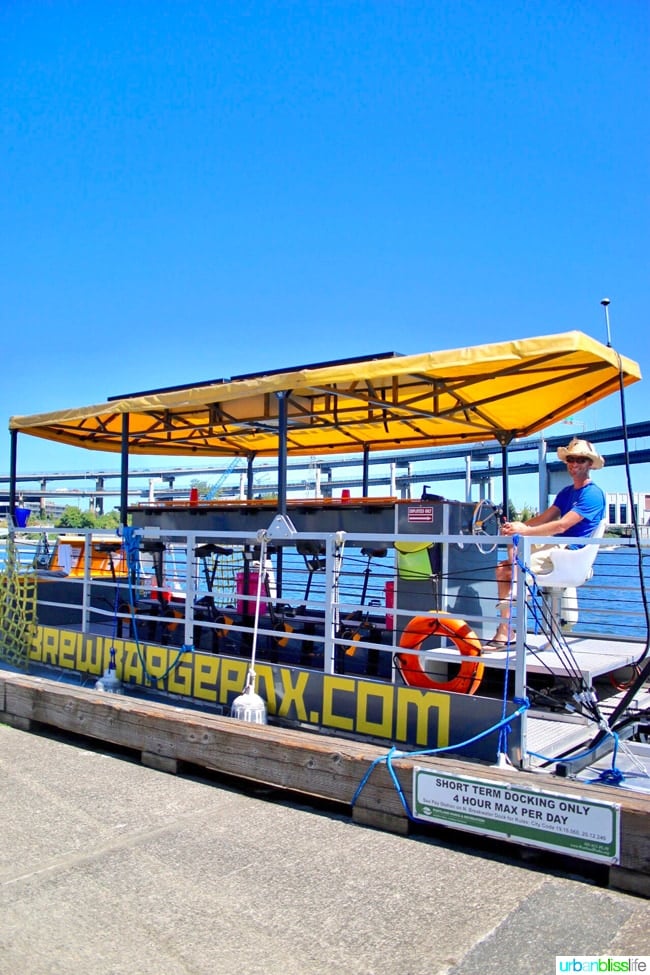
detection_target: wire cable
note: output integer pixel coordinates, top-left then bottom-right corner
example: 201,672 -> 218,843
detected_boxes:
591,348 -> 650,738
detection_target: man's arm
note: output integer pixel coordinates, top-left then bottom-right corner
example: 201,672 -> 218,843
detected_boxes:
501,505 -> 583,538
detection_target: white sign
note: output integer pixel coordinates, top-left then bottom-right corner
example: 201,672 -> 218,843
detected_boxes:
413,767 -> 620,864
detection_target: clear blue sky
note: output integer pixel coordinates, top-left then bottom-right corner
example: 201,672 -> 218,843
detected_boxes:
2,1 -> 648,503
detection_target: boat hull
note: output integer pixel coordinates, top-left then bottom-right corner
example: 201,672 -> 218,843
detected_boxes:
29,623 -> 521,764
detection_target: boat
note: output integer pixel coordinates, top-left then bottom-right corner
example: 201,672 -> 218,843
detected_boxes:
3,331 -> 649,885
9,495 -> 648,757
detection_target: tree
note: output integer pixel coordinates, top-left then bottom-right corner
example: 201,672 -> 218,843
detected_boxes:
96,510 -> 121,530
518,503 -> 538,522
507,501 -> 538,522
190,479 -> 213,498
56,506 -> 98,529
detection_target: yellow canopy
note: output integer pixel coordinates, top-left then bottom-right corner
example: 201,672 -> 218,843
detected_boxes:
9,331 -> 641,458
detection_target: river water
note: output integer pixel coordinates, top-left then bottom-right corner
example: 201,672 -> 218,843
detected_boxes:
2,536 -> 649,642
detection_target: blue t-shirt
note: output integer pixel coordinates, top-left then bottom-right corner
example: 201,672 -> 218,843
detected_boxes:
552,482 -> 605,540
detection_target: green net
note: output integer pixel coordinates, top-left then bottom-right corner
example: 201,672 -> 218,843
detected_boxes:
0,535 -> 38,669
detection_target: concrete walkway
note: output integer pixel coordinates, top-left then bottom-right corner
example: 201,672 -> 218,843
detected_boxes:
0,723 -> 647,975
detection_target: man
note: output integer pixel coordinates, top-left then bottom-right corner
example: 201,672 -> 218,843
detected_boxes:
484,438 -> 605,649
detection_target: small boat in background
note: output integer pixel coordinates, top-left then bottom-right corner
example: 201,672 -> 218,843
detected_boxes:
45,534 -> 128,579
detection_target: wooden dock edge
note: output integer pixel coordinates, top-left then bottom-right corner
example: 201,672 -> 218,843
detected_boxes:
1,670 -> 648,897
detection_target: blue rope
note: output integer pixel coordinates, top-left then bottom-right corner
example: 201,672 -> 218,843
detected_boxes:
109,570 -> 121,644
115,526 -> 195,685
527,728 -> 629,786
495,536 -> 520,760
511,540 -> 551,637
593,767 -> 625,786
350,698 -> 530,817
105,531 -> 133,662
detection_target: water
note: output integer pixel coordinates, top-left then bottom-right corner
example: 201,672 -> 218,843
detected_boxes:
581,546 -> 650,639
2,535 -> 649,642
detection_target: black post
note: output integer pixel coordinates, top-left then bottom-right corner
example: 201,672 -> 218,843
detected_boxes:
120,413 -> 130,528
500,441 -> 509,518
274,391 -> 291,598
362,445 -> 370,497
9,430 -> 18,526
276,391 -> 288,516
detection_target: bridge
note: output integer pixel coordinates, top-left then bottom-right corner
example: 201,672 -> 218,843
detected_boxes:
3,421 -> 649,516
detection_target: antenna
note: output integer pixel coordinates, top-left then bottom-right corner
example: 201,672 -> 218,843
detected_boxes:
600,297 -> 612,347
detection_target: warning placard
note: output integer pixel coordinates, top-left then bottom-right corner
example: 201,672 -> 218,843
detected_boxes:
406,506 -> 434,523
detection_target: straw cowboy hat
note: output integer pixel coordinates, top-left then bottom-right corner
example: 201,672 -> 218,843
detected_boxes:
557,438 -> 605,470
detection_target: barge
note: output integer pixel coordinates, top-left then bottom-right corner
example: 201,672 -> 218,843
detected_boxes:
3,331 -> 650,888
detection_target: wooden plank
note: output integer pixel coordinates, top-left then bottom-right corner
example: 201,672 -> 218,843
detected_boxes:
609,865 -> 650,898
1,674 -> 378,806
0,712 -> 32,732
1,670 -> 648,891
142,751 -> 179,774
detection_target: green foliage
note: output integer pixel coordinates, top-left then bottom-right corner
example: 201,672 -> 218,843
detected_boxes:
56,506 -> 96,529
507,501 -> 538,522
191,479 -> 213,497
518,503 -> 538,522
55,506 -> 122,530
95,510 -> 121,529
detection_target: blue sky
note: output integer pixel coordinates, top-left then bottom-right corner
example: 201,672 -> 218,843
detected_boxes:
2,1 -> 648,505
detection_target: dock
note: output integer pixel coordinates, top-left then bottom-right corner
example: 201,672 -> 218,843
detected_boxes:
4,718 -> 649,975
2,669 -> 649,898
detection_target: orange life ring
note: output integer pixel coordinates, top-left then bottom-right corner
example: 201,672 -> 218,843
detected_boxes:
396,615 -> 484,695
609,663 -> 642,692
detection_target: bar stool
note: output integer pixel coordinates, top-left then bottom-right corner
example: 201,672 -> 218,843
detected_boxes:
296,540 -> 327,600
359,546 -> 388,604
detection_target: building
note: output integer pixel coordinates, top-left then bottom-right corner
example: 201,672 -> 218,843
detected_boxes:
606,492 -> 650,529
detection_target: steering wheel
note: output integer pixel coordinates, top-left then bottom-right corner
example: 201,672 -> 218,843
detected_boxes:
471,500 -> 502,554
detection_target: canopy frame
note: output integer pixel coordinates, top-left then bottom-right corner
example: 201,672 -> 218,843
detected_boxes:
7,330 -> 641,525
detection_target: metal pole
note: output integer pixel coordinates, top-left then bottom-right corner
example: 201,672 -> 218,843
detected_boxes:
276,391 -> 288,516
275,391 -> 289,597
601,297 -> 612,347
9,430 -> 18,526
362,446 -> 370,497
538,438 -> 549,513
500,442 -> 509,518
120,413 -> 130,528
